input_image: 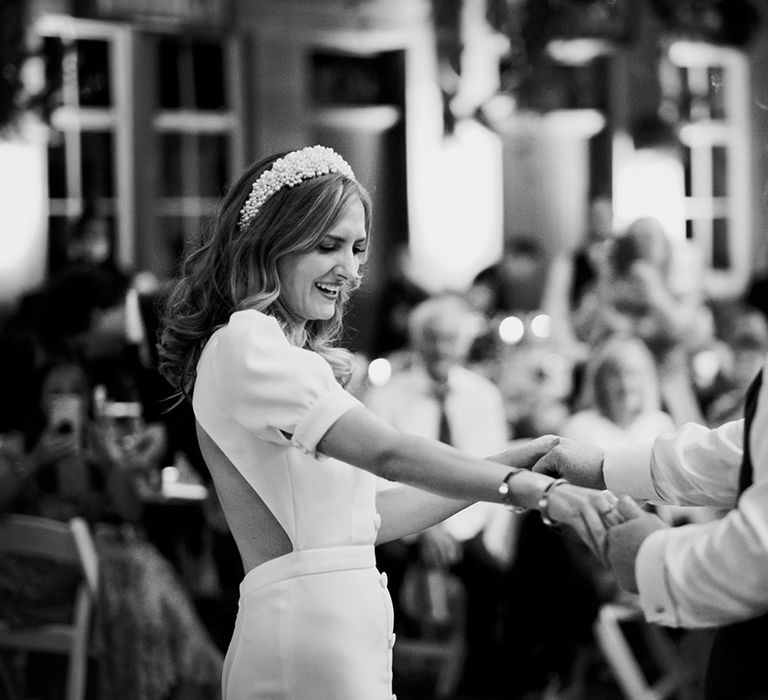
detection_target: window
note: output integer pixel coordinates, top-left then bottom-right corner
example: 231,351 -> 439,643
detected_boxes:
141,33 -> 244,278
36,16 -> 244,280
36,16 -> 132,275
661,40 -> 751,298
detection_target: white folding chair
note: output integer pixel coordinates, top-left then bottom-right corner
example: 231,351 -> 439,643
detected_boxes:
594,598 -> 697,700
0,514 -> 99,700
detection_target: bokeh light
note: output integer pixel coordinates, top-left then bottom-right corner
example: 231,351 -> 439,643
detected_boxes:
367,357 -> 392,386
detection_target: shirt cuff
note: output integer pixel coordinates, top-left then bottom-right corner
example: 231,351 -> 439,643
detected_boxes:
603,442 -> 657,501
292,385 -> 361,455
635,529 -> 679,627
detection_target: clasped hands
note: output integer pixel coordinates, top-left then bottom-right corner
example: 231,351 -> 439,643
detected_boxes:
531,436 -> 668,593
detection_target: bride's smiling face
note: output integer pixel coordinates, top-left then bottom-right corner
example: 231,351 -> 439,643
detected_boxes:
276,198 -> 367,322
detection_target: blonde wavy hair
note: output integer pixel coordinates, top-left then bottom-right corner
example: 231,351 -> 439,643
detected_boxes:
577,333 -> 663,417
157,150 -> 372,402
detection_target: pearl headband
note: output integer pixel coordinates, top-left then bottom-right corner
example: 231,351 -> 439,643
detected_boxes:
237,145 -> 355,230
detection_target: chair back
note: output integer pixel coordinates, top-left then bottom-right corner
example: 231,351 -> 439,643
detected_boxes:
594,599 -> 697,700
0,514 -> 98,700
395,565 -> 467,699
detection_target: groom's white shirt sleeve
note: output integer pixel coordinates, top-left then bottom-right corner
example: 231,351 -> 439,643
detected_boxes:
602,354 -> 768,628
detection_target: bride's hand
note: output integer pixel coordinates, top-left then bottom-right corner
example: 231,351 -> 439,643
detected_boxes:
541,481 -> 625,562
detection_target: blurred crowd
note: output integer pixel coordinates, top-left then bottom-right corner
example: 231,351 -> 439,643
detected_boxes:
0,211 -> 233,700
1,202 -> 767,699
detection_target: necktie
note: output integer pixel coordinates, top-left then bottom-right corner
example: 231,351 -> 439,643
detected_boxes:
435,384 -> 452,446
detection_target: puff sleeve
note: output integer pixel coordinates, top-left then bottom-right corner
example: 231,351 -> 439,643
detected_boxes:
209,310 -> 361,454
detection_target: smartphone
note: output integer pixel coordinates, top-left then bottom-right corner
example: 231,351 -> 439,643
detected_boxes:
48,393 -> 85,450
100,400 -> 143,454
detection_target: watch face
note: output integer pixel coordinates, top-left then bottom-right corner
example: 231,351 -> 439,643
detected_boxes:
498,481 -> 515,510
499,472 -> 527,513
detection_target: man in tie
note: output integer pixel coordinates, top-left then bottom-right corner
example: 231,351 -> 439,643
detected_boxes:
533,353 -> 768,700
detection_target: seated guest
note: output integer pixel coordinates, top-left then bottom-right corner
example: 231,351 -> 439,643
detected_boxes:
563,333 -> 716,528
0,352 -> 223,700
561,333 -> 677,448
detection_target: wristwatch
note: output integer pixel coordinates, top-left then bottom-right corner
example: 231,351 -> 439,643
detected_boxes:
498,469 -> 527,513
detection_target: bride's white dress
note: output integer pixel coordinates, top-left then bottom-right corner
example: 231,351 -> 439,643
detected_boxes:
194,309 -> 395,699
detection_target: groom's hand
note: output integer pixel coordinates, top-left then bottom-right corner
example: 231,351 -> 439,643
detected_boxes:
605,496 -> 668,593
532,437 -> 607,490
